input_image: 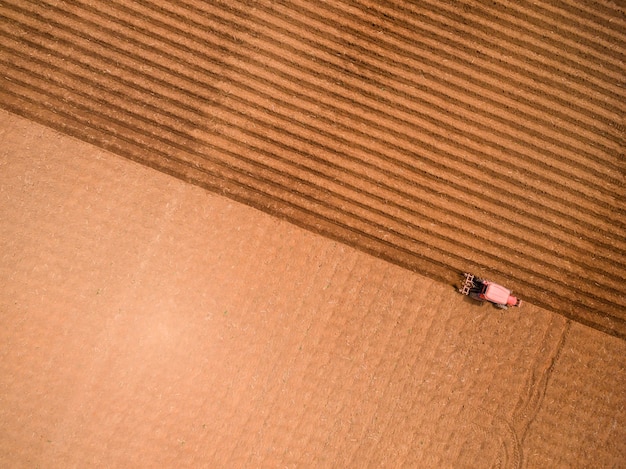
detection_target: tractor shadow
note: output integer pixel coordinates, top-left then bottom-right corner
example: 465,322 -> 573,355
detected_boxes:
452,283 -> 489,309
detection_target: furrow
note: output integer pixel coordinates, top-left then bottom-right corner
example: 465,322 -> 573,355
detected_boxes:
2,0 -> 620,264
216,91 -> 626,295
239,0 -> 622,201
549,0 -> 626,41
1,0 -> 624,337
232,0 -> 620,198
2,80 -> 624,336
84,0 -> 624,231
4,45 -> 624,302
2,60 -> 624,315
334,0 -> 624,132
479,0 -> 626,67
240,0 -> 619,217
317,0 -> 623,163
450,0 -> 625,81
8,0 -> 620,245
386,0 -> 625,102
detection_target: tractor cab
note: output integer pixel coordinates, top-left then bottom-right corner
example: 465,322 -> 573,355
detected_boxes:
482,282 -> 521,307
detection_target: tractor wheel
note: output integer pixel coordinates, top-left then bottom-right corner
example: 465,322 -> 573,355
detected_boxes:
494,303 -> 508,310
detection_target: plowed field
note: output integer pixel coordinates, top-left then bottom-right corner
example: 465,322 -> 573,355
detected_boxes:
1,0 -> 624,337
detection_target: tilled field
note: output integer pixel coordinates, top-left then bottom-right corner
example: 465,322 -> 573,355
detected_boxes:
1,0 -> 624,337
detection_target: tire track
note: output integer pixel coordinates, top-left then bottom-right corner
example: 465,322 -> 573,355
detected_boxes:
0,0 -> 624,338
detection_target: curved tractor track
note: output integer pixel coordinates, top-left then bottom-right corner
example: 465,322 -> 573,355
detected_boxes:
1,0 -> 624,337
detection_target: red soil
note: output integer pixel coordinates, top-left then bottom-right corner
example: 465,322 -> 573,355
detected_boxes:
1,0 -> 625,465
0,0 -> 624,336
1,110 -> 625,467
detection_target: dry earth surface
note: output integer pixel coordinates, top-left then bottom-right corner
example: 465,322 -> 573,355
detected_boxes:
1,110 -> 625,468
1,0 -> 626,466
0,0 -> 624,337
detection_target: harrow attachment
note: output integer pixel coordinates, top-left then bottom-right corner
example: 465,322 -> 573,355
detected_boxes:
459,272 -> 475,296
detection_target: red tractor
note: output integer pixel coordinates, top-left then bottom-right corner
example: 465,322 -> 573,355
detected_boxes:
459,273 -> 522,309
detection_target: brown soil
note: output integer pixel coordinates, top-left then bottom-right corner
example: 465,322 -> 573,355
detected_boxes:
1,110 -> 625,467
0,0 -> 624,337
1,0 -> 625,466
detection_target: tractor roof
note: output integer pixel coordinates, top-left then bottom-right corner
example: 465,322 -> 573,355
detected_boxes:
484,283 -> 512,304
